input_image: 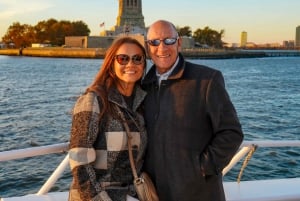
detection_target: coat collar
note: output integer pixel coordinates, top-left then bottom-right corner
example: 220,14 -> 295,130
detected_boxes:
142,53 -> 186,85
108,85 -> 146,112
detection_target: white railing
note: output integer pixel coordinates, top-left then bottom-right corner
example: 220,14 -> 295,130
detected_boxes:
0,143 -> 69,195
0,143 -> 69,162
1,140 -> 300,195
223,140 -> 300,176
37,154 -> 70,195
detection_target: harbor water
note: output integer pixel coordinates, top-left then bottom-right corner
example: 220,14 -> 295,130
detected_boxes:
0,55 -> 300,197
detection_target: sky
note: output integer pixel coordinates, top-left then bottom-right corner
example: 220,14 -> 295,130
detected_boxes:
0,0 -> 299,44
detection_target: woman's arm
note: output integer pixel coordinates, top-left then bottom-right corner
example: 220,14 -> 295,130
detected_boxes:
69,92 -> 110,200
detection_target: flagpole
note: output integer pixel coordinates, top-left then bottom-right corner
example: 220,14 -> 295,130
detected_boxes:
99,22 -> 105,35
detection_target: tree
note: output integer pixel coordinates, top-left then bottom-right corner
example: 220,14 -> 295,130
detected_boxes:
35,18 -> 58,43
2,18 -> 91,47
177,26 -> 192,37
38,19 -> 90,46
72,21 -> 90,36
193,26 -> 225,48
50,20 -> 73,46
2,22 -> 36,47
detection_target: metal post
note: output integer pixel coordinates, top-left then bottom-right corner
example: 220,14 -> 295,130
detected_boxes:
222,146 -> 252,176
37,154 -> 70,195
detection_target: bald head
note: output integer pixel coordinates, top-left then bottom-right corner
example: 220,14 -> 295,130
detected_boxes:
147,20 -> 178,39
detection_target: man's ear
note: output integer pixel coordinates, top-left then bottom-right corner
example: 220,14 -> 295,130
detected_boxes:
177,37 -> 182,52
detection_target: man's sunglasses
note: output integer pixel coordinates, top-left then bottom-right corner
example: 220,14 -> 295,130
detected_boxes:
114,54 -> 144,65
146,37 -> 178,46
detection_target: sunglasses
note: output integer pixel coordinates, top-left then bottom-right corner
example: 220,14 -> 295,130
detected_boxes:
146,37 -> 178,46
114,54 -> 144,65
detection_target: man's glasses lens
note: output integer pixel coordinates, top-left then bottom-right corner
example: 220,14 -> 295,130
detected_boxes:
147,38 -> 178,46
115,54 -> 144,65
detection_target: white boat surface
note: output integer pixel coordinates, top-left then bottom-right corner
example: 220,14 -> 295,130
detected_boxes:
1,140 -> 300,201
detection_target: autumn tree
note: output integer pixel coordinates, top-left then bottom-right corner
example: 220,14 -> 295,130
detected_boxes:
2,22 -> 36,47
36,19 -> 90,46
2,19 -> 90,47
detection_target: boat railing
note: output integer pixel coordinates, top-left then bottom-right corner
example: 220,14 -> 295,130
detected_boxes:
0,143 -> 69,162
0,143 -> 69,195
1,140 -> 300,195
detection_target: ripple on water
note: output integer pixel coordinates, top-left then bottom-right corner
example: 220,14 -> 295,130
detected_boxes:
1,56 -> 300,197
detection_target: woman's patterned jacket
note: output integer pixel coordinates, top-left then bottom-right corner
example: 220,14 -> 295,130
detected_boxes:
68,86 -> 147,201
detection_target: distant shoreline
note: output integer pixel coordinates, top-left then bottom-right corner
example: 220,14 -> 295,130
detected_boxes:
1,47 -> 300,59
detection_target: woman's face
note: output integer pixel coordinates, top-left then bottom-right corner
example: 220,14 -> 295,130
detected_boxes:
113,43 -> 145,85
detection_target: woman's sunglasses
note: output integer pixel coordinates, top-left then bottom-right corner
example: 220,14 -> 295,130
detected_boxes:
146,37 -> 178,46
114,54 -> 144,65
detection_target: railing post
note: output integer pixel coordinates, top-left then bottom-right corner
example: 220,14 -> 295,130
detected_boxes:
222,146 -> 252,176
37,154 -> 70,195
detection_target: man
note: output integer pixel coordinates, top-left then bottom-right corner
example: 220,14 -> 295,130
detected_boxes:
142,20 -> 244,201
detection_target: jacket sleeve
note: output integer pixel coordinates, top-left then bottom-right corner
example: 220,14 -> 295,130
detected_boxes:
69,92 -> 111,201
202,70 -> 244,175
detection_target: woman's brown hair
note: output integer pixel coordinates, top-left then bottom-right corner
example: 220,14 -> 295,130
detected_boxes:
86,36 -> 146,118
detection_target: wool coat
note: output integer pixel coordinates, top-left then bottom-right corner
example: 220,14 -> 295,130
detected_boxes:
142,53 -> 244,201
68,86 -> 147,201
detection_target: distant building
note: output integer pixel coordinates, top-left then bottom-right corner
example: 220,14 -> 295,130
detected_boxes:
66,0 -> 146,48
31,43 -> 51,48
114,0 -> 145,35
99,0 -> 146,36
296,26 -> 300,47
65,0 -> 194,49
180,36 -> 195,48
245,42 -> 256,48
282,40 -> 295,49
240,31 -> 247,47
223,43 -> 239,48
65,35 -> 145,49
0,42 -> 6,48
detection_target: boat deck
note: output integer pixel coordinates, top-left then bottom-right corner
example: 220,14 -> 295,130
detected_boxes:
224,177 -> 300,201
2,178 -> 300,201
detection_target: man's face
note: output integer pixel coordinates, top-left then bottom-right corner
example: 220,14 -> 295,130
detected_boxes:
147,22 -> 181,74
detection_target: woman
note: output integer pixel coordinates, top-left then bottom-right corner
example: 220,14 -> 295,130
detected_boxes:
68,36 -> 147,201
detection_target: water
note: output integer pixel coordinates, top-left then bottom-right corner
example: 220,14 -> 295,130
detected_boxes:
1,55 -> 300,197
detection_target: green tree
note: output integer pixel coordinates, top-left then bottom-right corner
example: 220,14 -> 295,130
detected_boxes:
50,20 -> 73,45
193,26 -> 225,48
35,18 -> 58,43
42,19 -> 90,46
177,26 -> 192,37
72,21 -> 90,36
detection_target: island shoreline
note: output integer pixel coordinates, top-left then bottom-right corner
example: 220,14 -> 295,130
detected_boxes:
1,48 -> 299,59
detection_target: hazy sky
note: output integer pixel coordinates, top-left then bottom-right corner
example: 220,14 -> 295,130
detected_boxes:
0,0 -> 299,44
